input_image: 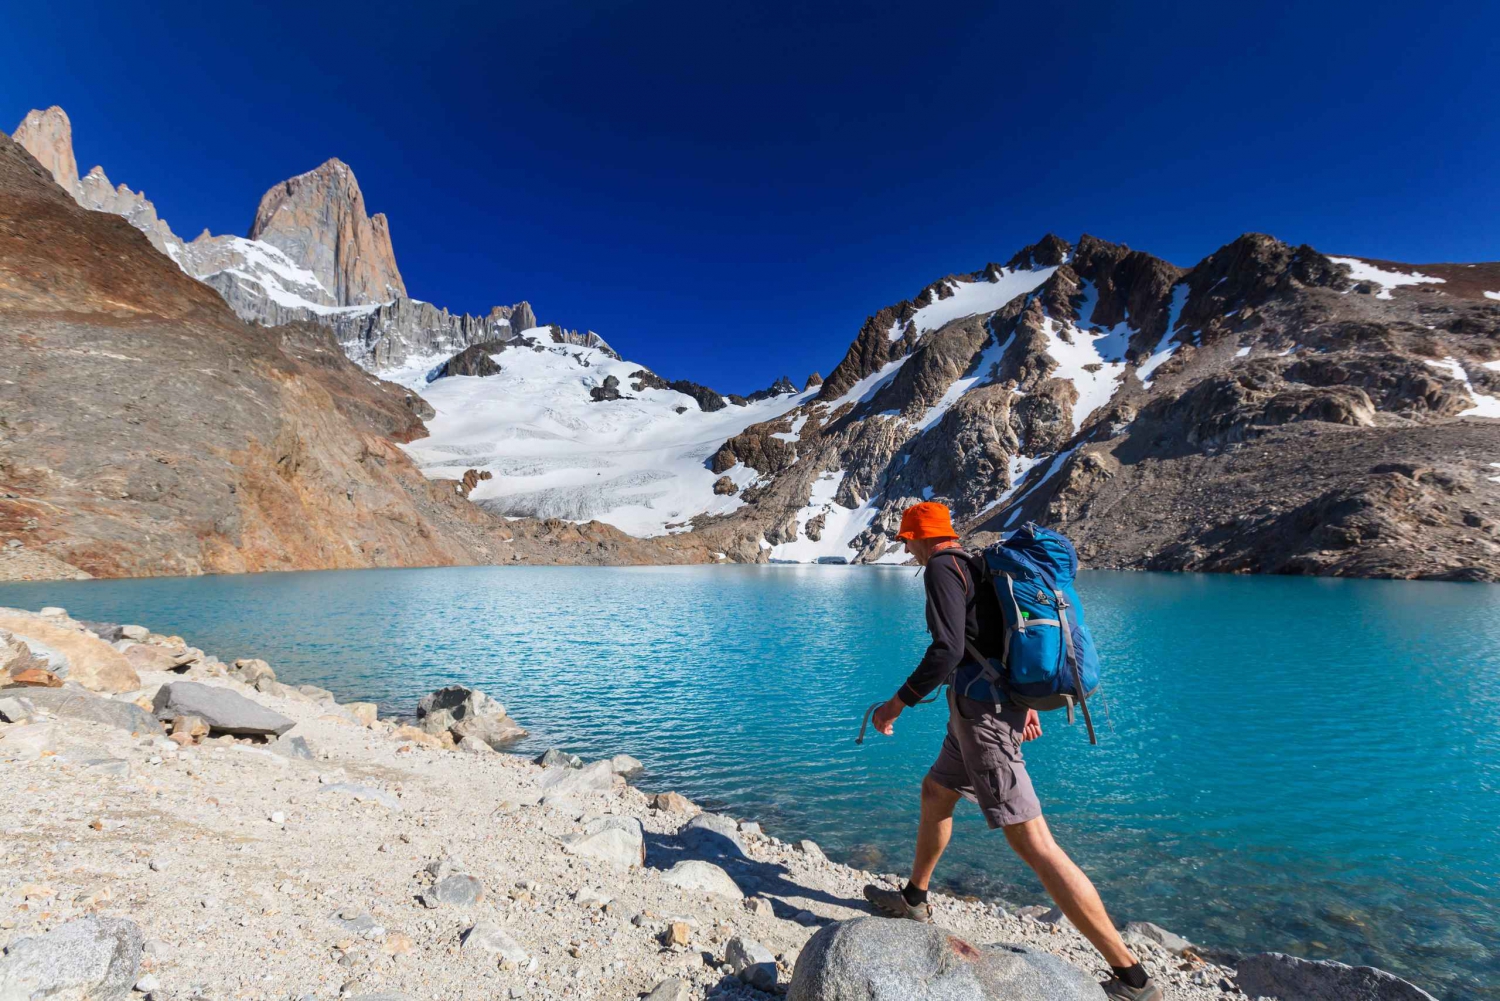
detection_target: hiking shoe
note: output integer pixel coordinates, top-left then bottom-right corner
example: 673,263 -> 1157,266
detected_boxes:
1100,977 -> 1164,1001
862,884 -> 932,923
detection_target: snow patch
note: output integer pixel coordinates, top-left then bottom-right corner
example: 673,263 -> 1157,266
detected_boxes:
398,341 -> 813,536
768,471 -> 879,563
1235,346 -> 1251,358
1003,448 -> 1077,527
1039,281 -> 1130,431
1484,291 -> 1500,302
1329,257 -> 1446,300
771,413 -> 809,443
1424,357 -> 1500,418
1138,285 -> 1190,387
819,356 -> 909,412
909,267 -> 1058,334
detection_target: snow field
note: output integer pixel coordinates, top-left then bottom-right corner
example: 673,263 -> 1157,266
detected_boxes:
1329,257 -> 1446,300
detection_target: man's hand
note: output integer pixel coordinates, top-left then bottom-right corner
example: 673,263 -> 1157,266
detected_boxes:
872,695 -> 905,736
1021,709 -> 1042,742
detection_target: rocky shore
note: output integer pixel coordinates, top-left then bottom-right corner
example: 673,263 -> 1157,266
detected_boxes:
0,608 -> 1437,1001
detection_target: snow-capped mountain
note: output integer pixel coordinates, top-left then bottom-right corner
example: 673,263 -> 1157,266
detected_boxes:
11,103 -> 1500,580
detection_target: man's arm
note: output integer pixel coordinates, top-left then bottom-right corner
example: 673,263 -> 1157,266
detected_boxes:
873,557 -> 967,734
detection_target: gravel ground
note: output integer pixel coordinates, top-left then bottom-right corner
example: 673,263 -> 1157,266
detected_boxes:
0,633 -> 1238,1000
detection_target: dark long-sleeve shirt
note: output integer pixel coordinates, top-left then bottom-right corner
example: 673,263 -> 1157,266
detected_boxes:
896,549 -> 980,707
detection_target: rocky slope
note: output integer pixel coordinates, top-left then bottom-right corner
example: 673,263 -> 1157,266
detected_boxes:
689,235 -> 1500,579
0,126 -> 713,577
5,605 -> 1445,1001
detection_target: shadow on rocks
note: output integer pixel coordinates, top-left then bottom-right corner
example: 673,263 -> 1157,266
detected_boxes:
643,814 -> 863,918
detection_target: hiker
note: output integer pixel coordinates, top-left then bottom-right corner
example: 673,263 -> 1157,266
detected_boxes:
862,501 -> 1162,1001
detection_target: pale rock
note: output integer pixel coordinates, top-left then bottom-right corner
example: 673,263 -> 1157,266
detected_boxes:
796,839 -> 825,859
642,978 -> 692,1001
679,813 -> 748,859
726,936 -> 778,991
0,696 -> 35,723
659,860 -> 744,900
0,611 -> 140,693
560,816 -> 645,868
537,759 -> 615,797
460,921 -> 528,964
743,897 -> 775,917
15,688 -> 163,736
344,702 -> 378,728
231,658 -> 276,685
1236,952 -> 1438,1001
152,682 -> 293,736
571,886 -> 612,909
1122,920 -> 1193,955
609,753 -> 644,776
0,915 -> 143,1001
533,749 -> 581,768
422,875 -> 484,908
652,791 -> 696,813
119,626 -> 149,642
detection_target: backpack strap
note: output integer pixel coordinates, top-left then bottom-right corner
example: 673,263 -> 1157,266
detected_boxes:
1053,589 -> 1098,745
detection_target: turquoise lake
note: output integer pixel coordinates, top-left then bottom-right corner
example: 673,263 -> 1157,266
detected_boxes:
2,566 -> 1496,1001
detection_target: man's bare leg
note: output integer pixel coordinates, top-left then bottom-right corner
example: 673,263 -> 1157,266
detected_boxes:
910,775 -> 961,890
1004,814 -> 1136,967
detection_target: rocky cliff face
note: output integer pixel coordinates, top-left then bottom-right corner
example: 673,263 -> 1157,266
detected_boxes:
0,128 -> 714,577
691,235 -> 1500,580
248,158 -> 406,306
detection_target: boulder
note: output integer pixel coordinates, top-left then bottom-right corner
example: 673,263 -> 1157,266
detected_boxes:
643,978 -> 692,1001
344,702 -> 378,727
421,874 -> 484,908
152,682 -> 294,736
0,916 -> 143,1001
534,748 -> 582,768
560,816 -> 644,868
0,612 -> 139,693
1122,921 -> 1192,955
1236,953 -> 1438,1001
652,791 -> 696,813
456,735 -> 496,754
609,753 -> 644,776
415,684 -> 526,747
6,668 -> 62,688
679,812 -> 748,859
460,921 -> 527,964
538,759 -> 616,796
787,917 -> 1104,1001
231,658 -> 276,684
0,695 -> 34,722
660,860 -> 744,899
15,688 -> 164,735
119,625 -> 149,642
727,936 -> 778,991
121,643 -> 184,673
392,724 -> 446,749
273,735 -> 314,760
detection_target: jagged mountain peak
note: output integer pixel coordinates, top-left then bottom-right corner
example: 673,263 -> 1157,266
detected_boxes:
1005,233 -> 1072,271
13,105 -> 80,196
249,156 -> 406,307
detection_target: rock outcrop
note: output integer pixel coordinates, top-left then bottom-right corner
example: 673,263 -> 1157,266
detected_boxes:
788,918 -> 1105,1001
249,158 -> 406,306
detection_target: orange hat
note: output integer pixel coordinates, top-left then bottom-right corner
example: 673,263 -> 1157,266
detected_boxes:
895,501 -> 957,543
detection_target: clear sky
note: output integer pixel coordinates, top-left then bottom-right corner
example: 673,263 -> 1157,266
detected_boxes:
5,0 -> 1497,392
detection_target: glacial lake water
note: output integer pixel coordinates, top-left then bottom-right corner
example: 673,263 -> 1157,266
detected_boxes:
2,567 -> 1497,1001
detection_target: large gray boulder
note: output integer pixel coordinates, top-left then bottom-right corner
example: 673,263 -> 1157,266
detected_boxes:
537,759 -> 615,797
17,688 -> 163,735
0,916 -> 143,1001
659,860 -> 744,899
560,816 -> 644,868
1236,953 -> 1438,1001
415,685 -> 525,748
152,681 -> 293,736
788,917 -> 1104,1001
679,812 -> 748,859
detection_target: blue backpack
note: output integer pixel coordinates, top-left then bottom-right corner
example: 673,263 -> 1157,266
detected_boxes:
955,523 -> 1102,744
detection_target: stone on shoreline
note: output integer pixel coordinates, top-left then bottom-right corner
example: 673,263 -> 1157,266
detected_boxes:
727,936 -> 778,991
153,681 -> 294,737
0,611 -> 140,694
0,915 -> 143,1001
652,791 -> 696,814
659,860 -> 744,899
787,917 -> 1105,1001
643,977 -> 692,1001
534,748 -> 582,768
416,685 -> 526,748
538,759 -> 615,796
392,724 -> 447,749
1123,920 -> 1193,955
560,816 -> 645,868
231,658 -> 276,684
610,753 -> 644,776
1236,952 -> 1438,1001
0,694 -> 35,722
14,687 -> 164,736
679,812 -> 748,860
344,702 -> 378,728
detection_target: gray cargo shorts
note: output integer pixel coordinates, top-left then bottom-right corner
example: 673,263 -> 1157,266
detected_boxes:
925,686 -> 1042,829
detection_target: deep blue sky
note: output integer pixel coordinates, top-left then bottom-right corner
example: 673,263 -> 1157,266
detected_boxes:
6,1 -> 1497,392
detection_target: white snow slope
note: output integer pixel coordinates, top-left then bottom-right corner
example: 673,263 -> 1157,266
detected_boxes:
389,334 -> 813,537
